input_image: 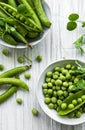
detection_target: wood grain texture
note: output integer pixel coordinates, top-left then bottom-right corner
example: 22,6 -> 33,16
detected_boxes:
0,0 -> 85,129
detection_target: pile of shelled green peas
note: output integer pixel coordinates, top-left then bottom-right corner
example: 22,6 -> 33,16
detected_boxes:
42,63 -> 85,118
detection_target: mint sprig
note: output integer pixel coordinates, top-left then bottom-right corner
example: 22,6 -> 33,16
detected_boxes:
67,13 -> 79,31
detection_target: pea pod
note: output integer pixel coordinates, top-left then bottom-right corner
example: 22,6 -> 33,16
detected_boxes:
2,32 -> 18,46
0,78 -> 29,91
58,89 -> 85,115
0,86 -> 17,103
21,0 -> 42,31
0,2 -> 40,32
33,0 -> 51,27
0,65 -> 31,78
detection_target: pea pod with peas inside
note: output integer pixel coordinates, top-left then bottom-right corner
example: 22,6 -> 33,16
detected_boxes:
58,89 -> 85,116
0,2 -> 41,32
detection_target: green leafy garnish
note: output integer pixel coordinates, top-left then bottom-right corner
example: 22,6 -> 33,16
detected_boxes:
73,35 -> 85,54
68,13 -> 79,21
71,80 -> 85,91
67,21 -> 77,31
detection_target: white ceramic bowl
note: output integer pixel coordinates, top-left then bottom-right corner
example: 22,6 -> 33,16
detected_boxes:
0,1 -> 51,49
36,59 -> 85,125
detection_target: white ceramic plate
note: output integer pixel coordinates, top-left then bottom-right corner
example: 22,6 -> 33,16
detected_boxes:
0,1 -> 51,49
36,59 -> 85,125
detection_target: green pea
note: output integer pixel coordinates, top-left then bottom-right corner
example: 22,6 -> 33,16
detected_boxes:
36,55 -> 42,62
2,49 -> 10,56
47,89 -> 53,95
71,65 -> 76,70
68,112 -> 75,118
57,90 -> 63,96
69,92 -> 74,96
54,67 -> 61,72
51,79 -> 55,85
32,108 -> 39,116
81,95 -> 85,101
75,111 -> 82,118
74,78 -> 79,84
78,108 -> 83,113
47,82 -> 53,88
63,82 -> 69,87
43,89 -> 48,95
45,77 -> 51,83
0,64 -> 4,71
65,64 -> 71,69
24,73 -> 31,79
59,75 -> 66,81
16,98 -> 22,104
62,69 -> 68,75
51,97 -> 57,103
42,83 -> 48,89
55,86 -> 60,90
52,86 -> 56,90
59,96 -> 64,100
77,98 -> 82,104
60,67 -> 64,72
68,85 -> 74,91
63,91 -> 68,97
61,86 -> 67,91
54,104 -> 57,109
57,99 -> 62,106
68,104 -> 74,109
61,103 -> 67,110
46,71 -> 52,78
68,82 -> 73,86
53,91 -> 57,97
48,103 -> 54,109
52,74 -> 58,79
44,97 -> 51,104
17,57 -> 24,63
54,71 -> 59,75
55,79 -> 62,86
66,73 -> 71,80
72,99 -> 77,106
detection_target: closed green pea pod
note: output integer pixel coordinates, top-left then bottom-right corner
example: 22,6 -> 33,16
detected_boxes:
0,65 -> 31,78
0,78 -> 29,91
0,86 -> 17,103
33,0 -> 51,28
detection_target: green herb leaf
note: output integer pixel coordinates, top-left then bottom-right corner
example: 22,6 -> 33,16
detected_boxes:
17,4 -> 26,13
82,22 -> 85,27
67,21 -> 77,31
70,80 -> 85,91
73,35 -> 85,54
68,13 -> 79,21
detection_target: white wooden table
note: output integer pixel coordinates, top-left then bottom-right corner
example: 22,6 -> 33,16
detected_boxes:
0,0 -> 85,129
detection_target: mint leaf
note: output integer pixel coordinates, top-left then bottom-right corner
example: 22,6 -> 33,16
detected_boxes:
73,35 -> 85,54
70,80 -> 85,91
68,13 -> 79,21
67,21 -> 77,31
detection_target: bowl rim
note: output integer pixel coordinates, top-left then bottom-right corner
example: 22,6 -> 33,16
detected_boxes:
0,0 -> 51,49
36,58 -> 85,125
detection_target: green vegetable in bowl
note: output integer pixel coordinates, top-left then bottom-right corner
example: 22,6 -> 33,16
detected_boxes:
42,61 -> 85,118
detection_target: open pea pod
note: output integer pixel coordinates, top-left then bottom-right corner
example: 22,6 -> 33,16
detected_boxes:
0,2 -> 41,32
58,89 -> 85,115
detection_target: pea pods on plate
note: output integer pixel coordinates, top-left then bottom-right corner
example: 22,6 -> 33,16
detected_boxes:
58,89 -> 85,115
